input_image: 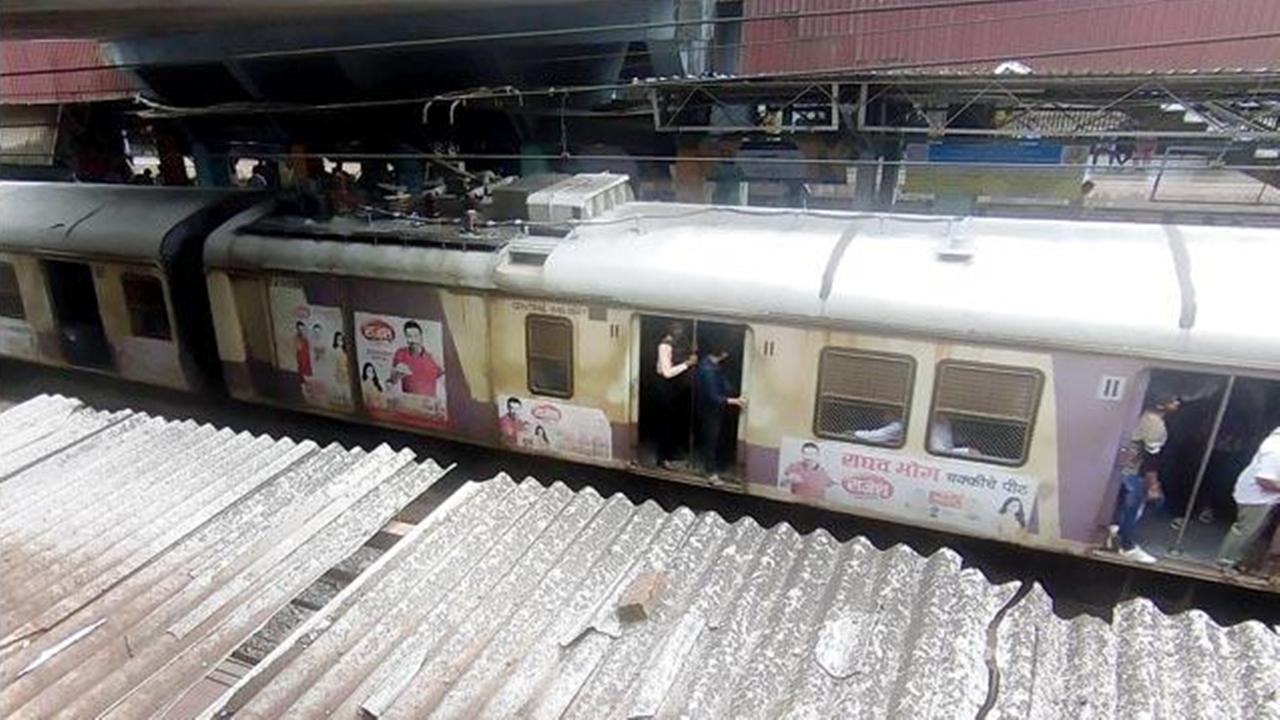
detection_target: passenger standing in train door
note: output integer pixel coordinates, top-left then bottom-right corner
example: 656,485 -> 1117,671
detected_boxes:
1216,426 -> 1280,574
1108,394 -> 1181,564
694,347 -> 746,481
655,322 -> 696,471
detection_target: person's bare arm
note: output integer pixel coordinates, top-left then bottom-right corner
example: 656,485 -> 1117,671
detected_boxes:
1257,477 -> 1280,493
657,343 -> 694,379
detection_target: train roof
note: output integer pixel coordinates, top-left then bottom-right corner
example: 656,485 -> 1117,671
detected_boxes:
209,191 -> 1277,370
0,181 -> 253,264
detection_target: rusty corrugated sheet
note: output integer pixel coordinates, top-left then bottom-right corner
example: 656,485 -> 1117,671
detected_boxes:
1,39 -> 138,105
204,474 -> 1280,719
741,0 -> 1280,75
0,394 -> 447,719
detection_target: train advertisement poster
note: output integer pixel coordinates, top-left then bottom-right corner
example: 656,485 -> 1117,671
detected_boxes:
777,437 -> 1038,536
354,312 -> 448,427
0,317 -> 37,360
496,394 -> 613,461
268,286 -> 353,411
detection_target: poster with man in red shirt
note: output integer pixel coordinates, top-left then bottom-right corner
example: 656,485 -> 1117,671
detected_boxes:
354,311 -> 448,427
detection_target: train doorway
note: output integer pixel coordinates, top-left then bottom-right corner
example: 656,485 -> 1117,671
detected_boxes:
1125,370 -> 1280,571
45,260 -> 113,370
637,314 -> 747,480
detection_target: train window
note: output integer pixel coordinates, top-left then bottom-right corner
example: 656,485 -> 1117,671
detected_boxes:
122,273 -> 172,341
526,314 -> 573,398
0,262 -> 23,320
814,348 -> 915,448
929,361 -> 1042,466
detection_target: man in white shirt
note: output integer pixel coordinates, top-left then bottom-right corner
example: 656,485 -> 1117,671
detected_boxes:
1217,426 -> 1280,571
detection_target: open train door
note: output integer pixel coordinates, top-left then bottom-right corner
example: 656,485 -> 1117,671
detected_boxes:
636,314 -> 747,484
44,260 -> 114,370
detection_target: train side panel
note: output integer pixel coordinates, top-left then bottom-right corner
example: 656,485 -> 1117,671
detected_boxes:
741,322 -> 1075,551
487,297 -> 630,464
0,251 -> 53,363
92,263 -> 188,389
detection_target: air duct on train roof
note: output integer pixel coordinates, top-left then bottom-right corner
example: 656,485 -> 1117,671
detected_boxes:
525,172 -> 633,225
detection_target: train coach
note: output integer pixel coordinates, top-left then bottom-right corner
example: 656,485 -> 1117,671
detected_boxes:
0,182 -> 258,390
1,176 -> 1277,589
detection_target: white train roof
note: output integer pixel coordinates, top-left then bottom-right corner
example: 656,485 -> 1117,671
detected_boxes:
207,195 -> 1277,371
529,202 -> 1277,370
0,181 -> 251,263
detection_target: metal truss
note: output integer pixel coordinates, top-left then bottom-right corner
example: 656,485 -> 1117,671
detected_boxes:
649,82 -> 838,133
852,72 -> 1280,140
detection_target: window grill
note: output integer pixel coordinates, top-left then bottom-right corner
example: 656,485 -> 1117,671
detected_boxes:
526,314 -> 573,397
814,349 -> 915,448
0,263 -> 24,320
930,361 -> 1042,465
122,273 -> 172,340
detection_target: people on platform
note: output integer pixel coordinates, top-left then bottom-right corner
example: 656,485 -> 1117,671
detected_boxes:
694,347 -> 746,480
1216,426 -> 1280,573
1108,394 -> 1181,564
655,321 -> 696,471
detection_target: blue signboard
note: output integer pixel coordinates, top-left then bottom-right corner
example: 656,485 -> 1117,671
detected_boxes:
925,140 -> 1065,165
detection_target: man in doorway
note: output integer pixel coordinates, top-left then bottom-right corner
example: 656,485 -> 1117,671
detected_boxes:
1109,394 -> 1181,564
655,321 -> 696,471
390,320 -> 444,397
694,347 -> 746,481
1217,426 -> 1280,573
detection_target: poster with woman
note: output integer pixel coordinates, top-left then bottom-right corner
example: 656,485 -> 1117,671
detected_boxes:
269,284 -> 352,411
496,394 -> 613,460
355,311 -> 448,427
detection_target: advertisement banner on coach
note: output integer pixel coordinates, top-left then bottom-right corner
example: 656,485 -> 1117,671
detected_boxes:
268,285 -> 353,411
496,394 -> 612,461
777,437 -> 1039,536
354,312 -> 448,427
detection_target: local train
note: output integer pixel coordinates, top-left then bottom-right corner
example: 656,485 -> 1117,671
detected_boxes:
2,176 -> 1277,590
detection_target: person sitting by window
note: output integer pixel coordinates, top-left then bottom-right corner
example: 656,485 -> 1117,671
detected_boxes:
854,411 -> 904,445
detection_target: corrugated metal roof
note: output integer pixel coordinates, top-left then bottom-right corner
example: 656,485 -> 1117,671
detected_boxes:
0,394 -> 447,719
1,40 -> 139,105
199,474 -> 1280,719
740,0 -> 1280,76
994,585 -> 1280,719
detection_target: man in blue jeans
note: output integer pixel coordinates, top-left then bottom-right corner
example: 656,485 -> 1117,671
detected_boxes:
1109,394 -> 1181,564
694,348 -> 746,481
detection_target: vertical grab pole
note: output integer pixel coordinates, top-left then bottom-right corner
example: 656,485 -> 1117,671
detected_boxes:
1171,375 -> 1236,554
688,318 -> 699,471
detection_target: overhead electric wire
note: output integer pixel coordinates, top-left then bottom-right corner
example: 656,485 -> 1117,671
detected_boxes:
130,27 -> 1280,119
0,0 -> 1069,79
179,150 -> 1280,174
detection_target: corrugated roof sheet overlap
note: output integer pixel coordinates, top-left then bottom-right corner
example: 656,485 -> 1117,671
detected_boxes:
208,475 -> 1280,720
0,395 -> 447,720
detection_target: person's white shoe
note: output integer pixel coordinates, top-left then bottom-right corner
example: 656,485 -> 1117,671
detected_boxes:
1120,545 -> 1158,564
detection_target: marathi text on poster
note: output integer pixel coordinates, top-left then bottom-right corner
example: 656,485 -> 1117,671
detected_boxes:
268,285 -> 352,411
496,394 -> 612,461
777,436 -> 1038,537
355,311 -> 448,427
